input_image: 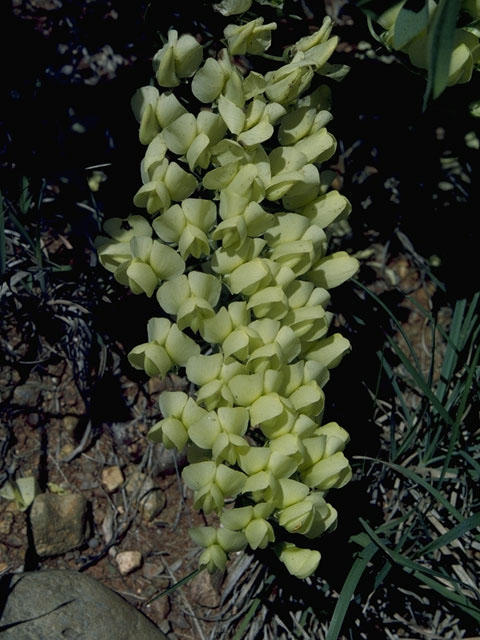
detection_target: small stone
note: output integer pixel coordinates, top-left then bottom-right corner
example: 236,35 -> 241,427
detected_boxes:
102,466 -> 124,493
12,383 -> 41,407
30,493 -> 89,556
27,412 -> 40,427
125,471 -> 166,522
59,442 -> 75,460
147,376 -> 166,394
63,415 -> 80,433
116,550 -> 142,576
0,562 -> 8,573
148,594 -> 170,620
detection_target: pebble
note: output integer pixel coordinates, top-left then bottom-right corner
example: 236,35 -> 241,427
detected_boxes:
63,415 -> 80,433
102,466 -> 124,492
12,383 -> 41,407
116,550 -> 142,576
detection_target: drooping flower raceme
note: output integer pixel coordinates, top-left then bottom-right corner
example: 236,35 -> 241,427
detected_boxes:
96,13 -> 359,580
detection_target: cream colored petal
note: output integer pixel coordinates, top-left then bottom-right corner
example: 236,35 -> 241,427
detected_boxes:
307,252 -> 360,289
164,162 -> 198,201
155,92 -> 188,129
174,33 -> 203,78
165,323 -> 201,365
162,113 -> 197,155
192,58 -> 226,103
156,275 -> 190,315
152,204 -> 186,243
149,241 -> 186,280
186,353 -> 223,386
278,543 -> 321,579
218,95 -> 246,135
126,261 -> 158,297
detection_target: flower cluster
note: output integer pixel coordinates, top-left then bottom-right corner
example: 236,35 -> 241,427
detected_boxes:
96,12 -> 358,579
377,1 -> 480,88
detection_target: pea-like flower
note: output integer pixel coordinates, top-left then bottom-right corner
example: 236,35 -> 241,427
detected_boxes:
133,158 -> 198,215
212,201 -> 274,252
114,236 -> 185,297
182,461 -> 247,514
264,60 -> 315,106
161,111 -> 227,171
224,18 -> 277,56
278,490 -> 337,538
246,320 -> 300,371
238,445 -> 298,502
265,212 -> 327,276
301,451 -> 352,491
186,353 -> 246,410
297,423 -> 352,491
377,4 -> 480,88
156,271 -> 222,332
221,502 -> 275,549
298,422 -> 351,473
189,406 -> 250,464
306,251 -> 360,290
148,391 -> 207,451
277,541 -> 321,579
190,525 -> 247,573
152,198 -> 217,259
282,281 -> 330,344
302,333 -> 351,369
95,215 -> 153,274
192,48 -> 245,106
130,86 -> 161,145
212,237 -> 266,276
214,0 -> 252,16
153,30 -> 203,88
300,189 -> 352,227
128,317 -> 200,378
236,97 -> 286,148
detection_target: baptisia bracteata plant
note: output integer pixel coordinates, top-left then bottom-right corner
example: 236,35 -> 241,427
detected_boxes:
96,12 -> 359,580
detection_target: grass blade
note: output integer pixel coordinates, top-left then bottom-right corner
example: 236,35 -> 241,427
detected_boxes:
439,324 -> 480,486
325,542 -> 378,640
144,567 -> 203,606
417,511 -> 480,556
360,519 -> 478,594
356,456 -> 464,523
386,334 -> 453,427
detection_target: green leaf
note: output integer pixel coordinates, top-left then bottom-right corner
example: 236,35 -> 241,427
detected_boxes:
394,0 -> 430,50
424,0 -> 462,107
325,542 -> 378,640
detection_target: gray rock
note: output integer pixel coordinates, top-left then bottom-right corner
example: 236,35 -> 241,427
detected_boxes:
30,493 -> 89,556
0,569 -> 168,639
